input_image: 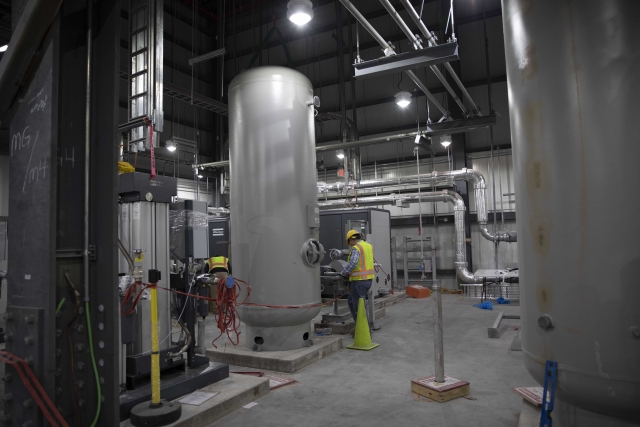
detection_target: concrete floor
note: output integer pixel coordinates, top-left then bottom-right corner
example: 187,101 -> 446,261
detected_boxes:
205,295 -> 533,427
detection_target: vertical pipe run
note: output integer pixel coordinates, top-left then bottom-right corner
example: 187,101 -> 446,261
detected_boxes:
432,279 -> 444,383
335,0 -> 350,186
83,0 -> 93,301
482,0 -> 498,268
416,149 -> 424,274
430,153 -> 437,281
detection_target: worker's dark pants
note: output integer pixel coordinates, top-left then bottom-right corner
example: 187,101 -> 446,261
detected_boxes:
348,279 -> 372,323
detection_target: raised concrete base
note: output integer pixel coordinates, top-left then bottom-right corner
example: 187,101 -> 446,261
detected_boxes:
314,307 -> 385,334
121,374 -> 269,427
377,291 -> 407,307
206,336 -> 343,373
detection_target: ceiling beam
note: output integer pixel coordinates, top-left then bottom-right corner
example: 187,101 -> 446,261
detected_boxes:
326,75 -> 506,112
223,8 -> 503,85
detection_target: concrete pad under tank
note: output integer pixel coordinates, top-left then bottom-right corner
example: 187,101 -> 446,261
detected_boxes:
206,336 -> 343,374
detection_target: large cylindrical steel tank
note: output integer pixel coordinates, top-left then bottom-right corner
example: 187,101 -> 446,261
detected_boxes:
229,66 -> 322,351
503,1 -> 640,425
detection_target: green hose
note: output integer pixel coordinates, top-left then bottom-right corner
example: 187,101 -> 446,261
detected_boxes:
85,302 -> 102,427
55,298 -> 66,315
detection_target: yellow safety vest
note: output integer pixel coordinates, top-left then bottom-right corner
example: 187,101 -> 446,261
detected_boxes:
206,256 -> 229,273
348,241 -> 375,281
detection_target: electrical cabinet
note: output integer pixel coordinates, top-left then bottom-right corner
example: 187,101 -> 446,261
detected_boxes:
208,218 -> 230,258
319,208 -> 393,293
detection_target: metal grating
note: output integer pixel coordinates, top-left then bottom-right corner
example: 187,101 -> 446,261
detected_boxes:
163,82 -> 229,116
119,68 -> 229,117
462,283 -> 520,301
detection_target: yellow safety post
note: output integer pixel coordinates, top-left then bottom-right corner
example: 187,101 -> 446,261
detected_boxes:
150,283 -> 161,405
130,268 -> 182,426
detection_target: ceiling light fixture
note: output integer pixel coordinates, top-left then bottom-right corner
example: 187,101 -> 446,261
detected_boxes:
0,45 -> 7,52
440,134 -> 452,148
395,91 -> 411,108
197,174 -> 203,179
287,0 -> 314,26
166,140 -> 177,152
414,135 -> 422,144
336,150 -> 345,160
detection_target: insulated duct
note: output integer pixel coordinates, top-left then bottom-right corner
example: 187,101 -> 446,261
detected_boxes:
318,190 -> 504,284
319,168 -> 516,242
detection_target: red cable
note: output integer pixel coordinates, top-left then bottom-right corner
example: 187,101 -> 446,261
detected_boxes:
143,117 -> 157,179
0,351 -> 69,427
120,277 -> 350,349
374,258 -> 395,294
211,278 -> 242,348
120,281 -> 152,315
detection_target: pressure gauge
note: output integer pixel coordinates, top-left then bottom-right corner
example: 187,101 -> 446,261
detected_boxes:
145,192 -> 153,202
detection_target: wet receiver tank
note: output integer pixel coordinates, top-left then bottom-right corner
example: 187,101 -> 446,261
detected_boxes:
503,1 -> 640,425
229,66 -> 324,351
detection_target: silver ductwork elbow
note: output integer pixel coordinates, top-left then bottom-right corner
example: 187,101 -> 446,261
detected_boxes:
480,226 -> 517,243
455,262 -> 479,283
462,168 -> 518,243
446,190 -> 482,284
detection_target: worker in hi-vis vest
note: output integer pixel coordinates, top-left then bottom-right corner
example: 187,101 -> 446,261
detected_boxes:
340,230 -> 375,330
205,255 -> 231,313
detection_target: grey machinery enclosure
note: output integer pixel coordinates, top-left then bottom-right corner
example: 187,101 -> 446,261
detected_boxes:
229,66 -> 323,351
319,208 -> 393,295
503,1 -> 640,425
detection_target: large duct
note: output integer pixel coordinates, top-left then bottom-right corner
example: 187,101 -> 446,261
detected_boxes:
503,1 -> 640,425
319,168 -> 516,242
318,190 -> 506,284
229,66 -> 322,351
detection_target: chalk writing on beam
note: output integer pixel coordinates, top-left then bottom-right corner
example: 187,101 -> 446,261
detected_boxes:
30,95 -> 47,114
21,130 -> 44,193
57,146 -> 75,169
11,126 -> 31,157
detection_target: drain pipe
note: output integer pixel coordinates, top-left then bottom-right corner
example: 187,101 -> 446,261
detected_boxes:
338,0 -> 450,119
397,0 -> 482,117
378,0 -> 468,117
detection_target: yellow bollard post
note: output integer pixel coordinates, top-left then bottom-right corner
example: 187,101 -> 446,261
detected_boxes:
130,269 -> 182,426
150,284 -> 161,405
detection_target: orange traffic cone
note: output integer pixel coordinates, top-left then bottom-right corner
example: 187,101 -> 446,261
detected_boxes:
347,298 -> 379,351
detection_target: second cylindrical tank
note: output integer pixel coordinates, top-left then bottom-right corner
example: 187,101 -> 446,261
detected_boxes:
229,66 -> 322,351
503,1 -> 640,425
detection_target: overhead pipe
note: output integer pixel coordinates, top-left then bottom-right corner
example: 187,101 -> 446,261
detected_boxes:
318,189 -> 505,283
318,168 -> 516,243
398,0 -> 482,117
377,0 -> 469,117
195,115 -> 497,170
196,130 -> 429,170
338,0 -> 451,120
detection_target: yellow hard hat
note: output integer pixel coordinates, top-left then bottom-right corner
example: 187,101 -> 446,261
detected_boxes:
345,230 -> 361,245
